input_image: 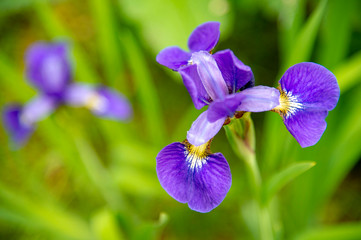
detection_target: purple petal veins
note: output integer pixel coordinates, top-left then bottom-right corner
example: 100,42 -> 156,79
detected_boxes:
274,62 -> 340,147
156,141 -> 231,213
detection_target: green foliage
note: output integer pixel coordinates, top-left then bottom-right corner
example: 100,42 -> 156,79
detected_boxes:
0,0 -> 360,239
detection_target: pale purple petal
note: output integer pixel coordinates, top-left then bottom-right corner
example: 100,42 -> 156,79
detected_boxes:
63,83 -> 95,106
236,86 -> 280,112
179,64 -> 211,109
190,51 -> 228,100
156,46 -> 191,71
92,87 -> 132,121
188,22 -> 220,52
283,111 -> 328,148
21,95 -> 57,125
25,42 -> 72,94
156,142 -> 232,213
2,105 -> 34,147
187,110 -> 226,146
213,49 -> 254,93
279,62 -> 340,111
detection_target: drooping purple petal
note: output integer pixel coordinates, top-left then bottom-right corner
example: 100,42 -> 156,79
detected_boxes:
25,42 -> 72,95
187,110 -> 226,146
156,46 -> 191,71
213,49 -> 254,93
188,22 -> 220,52
92,87 -> 132,121
283,110 -> 328,148
235,86 -> 280,112
21,95 -> 57,125
279,62 -> 340,111
179,64 -> 211,109
156,142 -> 232,213
190,51 -> 229,101
2,105 -> 34,147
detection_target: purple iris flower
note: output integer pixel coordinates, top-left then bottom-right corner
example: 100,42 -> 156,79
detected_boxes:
3,42 -> 132,147
156,22 -> 281,213
273,62 -> 340,147
157,22 -> 280,146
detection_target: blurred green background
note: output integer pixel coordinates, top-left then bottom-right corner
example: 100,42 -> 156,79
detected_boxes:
1,0 -> 361,239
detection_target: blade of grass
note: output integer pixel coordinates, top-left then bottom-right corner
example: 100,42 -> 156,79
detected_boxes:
121,30 -> 166,147
89,0 -> 125,88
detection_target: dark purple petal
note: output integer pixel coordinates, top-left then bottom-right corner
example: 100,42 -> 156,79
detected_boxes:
63,83 -> 95,106
283,110 -> 328,148
213,49 -> 254,93
187,110 -> 226,146
279,62 -> 340,111
190,51 -> 228,101
2,105 -> 34,147
156,46 -> 191,71
179,64 -> 211,109
92,87 -> 132,121
235,86 -> 280,112
188,22 -> 220,52
156,142 -> 232,213
207,95 -> 243,122
25,42 -> 72,94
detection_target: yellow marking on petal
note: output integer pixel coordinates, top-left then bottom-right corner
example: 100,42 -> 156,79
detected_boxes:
272,87 -> 303,118
183,139 -> 212,171
85,93 -> 107,112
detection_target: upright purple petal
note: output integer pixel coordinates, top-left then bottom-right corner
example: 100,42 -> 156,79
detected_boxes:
2,105 -> 34,147
25,42 -> 72,95
156,46 -> 191,71
207,95 -> 244,122
92,87 -> 132,121
213,49 -> 254,93
156,142 -> 232,213
279,62 -> 340,111
276,62 -> 340,147
187,110 -> 226,146
190,51 -> 229,101
188,22 -> 220,52
179,64 -> 211,109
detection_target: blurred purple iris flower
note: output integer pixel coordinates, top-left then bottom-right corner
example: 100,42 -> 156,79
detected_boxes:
3,42 -> 132,147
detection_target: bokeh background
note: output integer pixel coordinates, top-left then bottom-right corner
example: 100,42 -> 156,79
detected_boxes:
1,0 -> 361,239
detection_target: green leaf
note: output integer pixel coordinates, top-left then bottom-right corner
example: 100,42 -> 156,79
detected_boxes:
89,0 -> 124,87
317,0 -> 355,69
91,208 -> 125,240
284,0 -> 327,70
333,50 -> 361,93
294,222 -> 361,240
121,30 -> 166,147
263,161 -> 316,204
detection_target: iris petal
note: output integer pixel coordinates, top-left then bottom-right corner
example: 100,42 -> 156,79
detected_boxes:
179,64 -> 210,109
3,105 -> 34,147
187,110 -> 226,146
188,22 -> 220,52
25,42 -> 72,95
213,49 -> 254,93
156,142 -> 232,213
156,46 -> 191,71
